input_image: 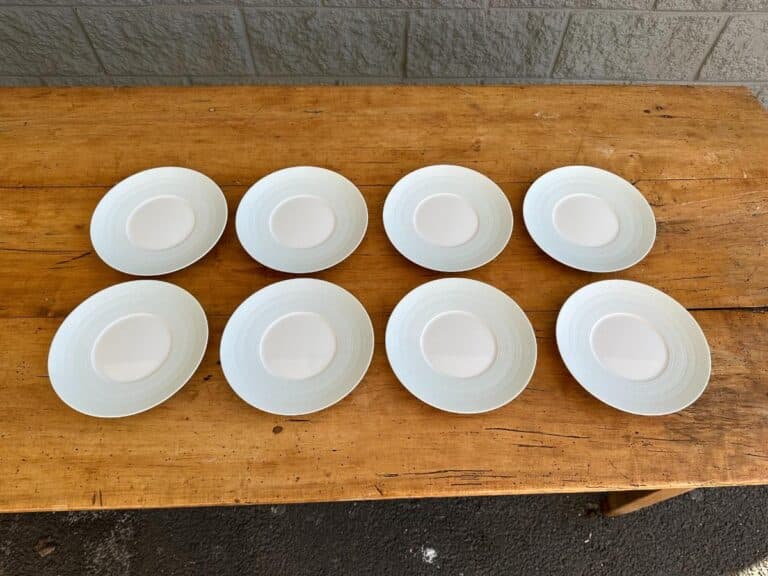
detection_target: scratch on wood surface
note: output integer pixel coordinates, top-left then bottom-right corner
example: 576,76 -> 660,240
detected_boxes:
667,274 -> 712,282
636,436 -> 696,444
374,485 -> 383,496
608,460 -> 631,483
690,306 -> 768,314
380,471 -> 507,484
635,176 -> 765,185
485,427 -> 589,440
513,444 -> 555,449
53,250 -> 91,266
378,469 -> 491,479
746,453 -> 768,461
453,86 -> 472,97
0,247 -> 76,254
572,139 -> 584,163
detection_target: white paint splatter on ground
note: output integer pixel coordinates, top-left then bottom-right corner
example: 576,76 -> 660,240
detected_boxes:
734,558 -> 768,576
63,510 -> 108,524
86,513 -> 134,576
421,545 -> 438,565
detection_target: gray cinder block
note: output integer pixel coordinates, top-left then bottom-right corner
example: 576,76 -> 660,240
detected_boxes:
700,15 -> 768,81
0,8 -> 101,75
78,7 -> 253,75
243,8 -> 405,76
553,12 -> 723,80
408,9 -> 568,78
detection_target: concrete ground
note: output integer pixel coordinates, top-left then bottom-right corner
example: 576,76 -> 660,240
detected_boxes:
1,486 -> 767,576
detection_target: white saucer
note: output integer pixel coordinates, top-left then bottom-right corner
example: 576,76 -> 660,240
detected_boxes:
91,167 -> 228,276
523,166 -> 656,272
220,279 -> 374,415
383,165 -> 513,272
557,280 -> 711,416
386,278 -> 537,414
236,167 -> 368,273
48,280 -> 209,418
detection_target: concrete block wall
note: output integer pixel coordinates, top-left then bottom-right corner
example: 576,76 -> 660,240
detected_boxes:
0,0 -> 766,106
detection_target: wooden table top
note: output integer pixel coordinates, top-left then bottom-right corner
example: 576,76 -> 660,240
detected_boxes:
1,85 -> 767,513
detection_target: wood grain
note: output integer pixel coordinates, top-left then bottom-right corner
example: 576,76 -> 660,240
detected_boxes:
0,85 -> 767,512
1,86 -> 767,189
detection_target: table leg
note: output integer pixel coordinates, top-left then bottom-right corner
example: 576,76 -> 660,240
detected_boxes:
601,488 -> 693,516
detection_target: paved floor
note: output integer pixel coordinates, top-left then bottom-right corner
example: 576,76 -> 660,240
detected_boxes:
2,486 -> 767,576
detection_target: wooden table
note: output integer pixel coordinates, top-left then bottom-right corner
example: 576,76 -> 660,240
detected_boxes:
1,86 -> 767,516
